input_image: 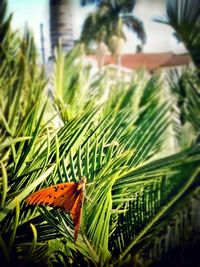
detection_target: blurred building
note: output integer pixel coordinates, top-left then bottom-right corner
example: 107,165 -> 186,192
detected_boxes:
86,52 -> 192,73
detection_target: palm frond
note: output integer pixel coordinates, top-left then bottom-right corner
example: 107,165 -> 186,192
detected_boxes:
154,0 -> 200,68
167,68 -> 200,144
123,15 -> 146,44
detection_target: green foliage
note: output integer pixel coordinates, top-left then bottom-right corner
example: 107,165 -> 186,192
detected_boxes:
0,13 -> 55,264
167,68 -> 200,146
52,43 -> 94,121
0,7 -> 200,267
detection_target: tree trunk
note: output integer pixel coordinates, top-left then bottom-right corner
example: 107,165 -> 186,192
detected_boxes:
49,0 -> 74,56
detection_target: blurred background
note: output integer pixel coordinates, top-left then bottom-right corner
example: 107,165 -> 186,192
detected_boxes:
8,0 -> 187,62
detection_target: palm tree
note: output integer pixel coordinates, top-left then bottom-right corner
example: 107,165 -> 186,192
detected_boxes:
49,0 -> 74,55
80,0 -> 146,54
155,0 -> 200,69
0,0 -> 12,60
49,0 -> 100,56
49,1 -> 146,57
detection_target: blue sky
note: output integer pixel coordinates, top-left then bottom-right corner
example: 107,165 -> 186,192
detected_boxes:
8,0 -> 187,62
8,0 -> 95,60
